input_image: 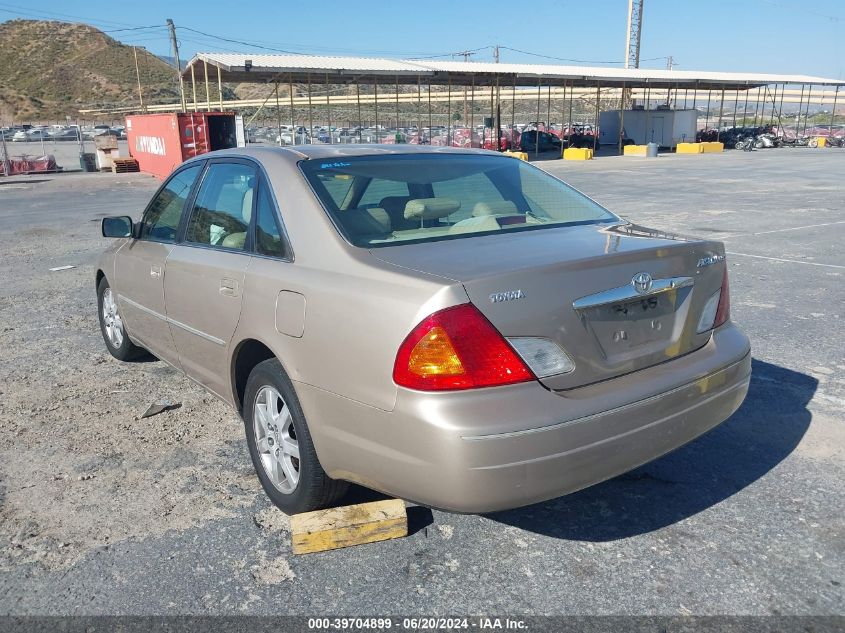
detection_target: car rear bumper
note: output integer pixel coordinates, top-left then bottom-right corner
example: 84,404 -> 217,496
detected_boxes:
298,323 -> 751,513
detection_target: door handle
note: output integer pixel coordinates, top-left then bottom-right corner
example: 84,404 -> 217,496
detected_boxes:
150,265 -> 162,278
220,278 -> 239,297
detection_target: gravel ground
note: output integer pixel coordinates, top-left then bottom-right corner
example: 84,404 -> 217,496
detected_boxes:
0,149 -> 842,616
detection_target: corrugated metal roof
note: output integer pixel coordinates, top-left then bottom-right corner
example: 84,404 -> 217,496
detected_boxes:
194,52 -> 429,75
184,52 -> 845,88
416,59 -> 842,86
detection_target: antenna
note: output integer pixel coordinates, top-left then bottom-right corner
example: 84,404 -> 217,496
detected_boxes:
624,0 -> 644,70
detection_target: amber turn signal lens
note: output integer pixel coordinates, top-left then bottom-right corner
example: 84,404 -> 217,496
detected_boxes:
407,326 -> 465,377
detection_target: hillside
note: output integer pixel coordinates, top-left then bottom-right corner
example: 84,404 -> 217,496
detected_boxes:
0,20 -> 180,121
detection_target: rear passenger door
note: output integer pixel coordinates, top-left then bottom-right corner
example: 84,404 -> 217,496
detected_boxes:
163,159 -> 256,399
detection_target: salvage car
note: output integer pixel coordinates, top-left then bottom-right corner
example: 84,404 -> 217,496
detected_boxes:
96,145 -> 751,513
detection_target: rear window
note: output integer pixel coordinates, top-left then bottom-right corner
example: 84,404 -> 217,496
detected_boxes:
300,154 -> 616,247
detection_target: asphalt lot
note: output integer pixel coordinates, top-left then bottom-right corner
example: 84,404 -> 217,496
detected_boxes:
0,149 -> 842,616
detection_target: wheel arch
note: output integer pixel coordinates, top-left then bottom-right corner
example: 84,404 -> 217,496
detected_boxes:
95,268 -> 106,290
230,338 -> 281,414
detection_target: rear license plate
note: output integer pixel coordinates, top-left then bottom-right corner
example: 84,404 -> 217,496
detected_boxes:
587,292 -> 678,349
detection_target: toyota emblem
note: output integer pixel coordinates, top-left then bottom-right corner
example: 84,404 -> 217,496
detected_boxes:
632,272 -> 653,294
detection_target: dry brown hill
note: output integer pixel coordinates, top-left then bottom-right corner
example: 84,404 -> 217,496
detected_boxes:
0,19 -> 180,121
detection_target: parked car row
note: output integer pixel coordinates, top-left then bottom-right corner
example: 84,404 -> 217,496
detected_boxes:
244,121 -> 599,152
1,123 -> 127,142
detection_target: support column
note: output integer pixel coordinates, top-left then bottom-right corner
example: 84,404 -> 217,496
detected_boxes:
357,81 -> 363,143
592,83 -> 600,152
326,73 -> 332,144
618,82 -> 626,155
307,75 -> 313,144
275,81 -> 282,146
217,65 -> 223,111
190,64 -> 198,112
203,60 -> 210,111
535,77 -> 541,155
374,77 -> 379,143
802,85 -> 813,136
289,74 -> 295,137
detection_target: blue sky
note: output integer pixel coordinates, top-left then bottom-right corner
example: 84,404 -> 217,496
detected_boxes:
1,0 -> 842,79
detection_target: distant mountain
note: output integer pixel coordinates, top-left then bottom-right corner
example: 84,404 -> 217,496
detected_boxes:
0,19 -> 181,121
157,54 -> 186,71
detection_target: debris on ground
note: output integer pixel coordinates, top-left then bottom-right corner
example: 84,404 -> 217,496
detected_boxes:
139,399 -> 182,419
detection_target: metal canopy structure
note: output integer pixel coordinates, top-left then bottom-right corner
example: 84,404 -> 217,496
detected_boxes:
183,52 -> 845,90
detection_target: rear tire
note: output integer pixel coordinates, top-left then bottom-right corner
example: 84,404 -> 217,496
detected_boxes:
97,277 -> 145,361
243,358 -> 349,514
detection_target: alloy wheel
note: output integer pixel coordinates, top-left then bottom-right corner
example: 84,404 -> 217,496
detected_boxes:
253,385 -> 300,494
102,288 -> 124,349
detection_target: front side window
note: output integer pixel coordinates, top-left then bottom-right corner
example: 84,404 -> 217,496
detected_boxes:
300,154 -> 616,247
185,163 -> 257,251
140,164 -> 202,242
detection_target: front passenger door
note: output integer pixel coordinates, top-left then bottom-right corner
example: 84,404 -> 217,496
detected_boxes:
114,163 -> 203,364
163,160 -> 256,399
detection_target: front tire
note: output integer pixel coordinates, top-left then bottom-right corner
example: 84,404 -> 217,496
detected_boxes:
97,277 -> 145,361
243,358 -> 348,514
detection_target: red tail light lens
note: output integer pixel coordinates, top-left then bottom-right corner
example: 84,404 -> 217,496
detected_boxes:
714,265 -> 731,328
393,304 -> 535,391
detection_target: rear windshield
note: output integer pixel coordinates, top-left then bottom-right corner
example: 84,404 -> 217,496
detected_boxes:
300,154 -> 616,247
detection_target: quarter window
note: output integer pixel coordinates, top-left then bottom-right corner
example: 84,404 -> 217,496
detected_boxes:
185,163 -> 257,251
140,164 -> 201,242
255,184 -> 287,259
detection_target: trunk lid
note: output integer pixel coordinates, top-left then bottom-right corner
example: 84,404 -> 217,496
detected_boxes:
371,222 -> 727,390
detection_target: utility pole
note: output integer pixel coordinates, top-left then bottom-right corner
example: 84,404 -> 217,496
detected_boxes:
133,46 -> 146,112
167,19 -> 187,112
622,0 -> 644,110
666,55 -> 673,70
494,45 -> 500,63
454,50 -> 475,125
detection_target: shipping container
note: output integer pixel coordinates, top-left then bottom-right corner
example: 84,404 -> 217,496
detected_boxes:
599,109 -> 698,149
124,112 -> 240,179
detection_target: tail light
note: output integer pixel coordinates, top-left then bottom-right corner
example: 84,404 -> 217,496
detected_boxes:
393,304 -> 534,391
714,265 -> 731,328
697,265 -> 731,333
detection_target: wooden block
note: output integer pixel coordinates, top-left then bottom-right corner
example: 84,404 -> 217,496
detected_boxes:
290,499 -> 407,555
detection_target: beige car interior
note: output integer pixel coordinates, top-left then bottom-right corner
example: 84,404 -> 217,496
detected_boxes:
336,195 -> 536,243
216,183 -> 254,250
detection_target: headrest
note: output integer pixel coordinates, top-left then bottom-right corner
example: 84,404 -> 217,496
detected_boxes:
242,188 -> 254,224
472,200 -> 518,217
342,207 -> 391,236
404,198 -> 460,220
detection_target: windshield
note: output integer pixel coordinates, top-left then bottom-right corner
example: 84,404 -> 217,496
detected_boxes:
300,153 -> 617,247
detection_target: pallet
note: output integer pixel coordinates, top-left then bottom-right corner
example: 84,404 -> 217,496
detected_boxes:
112,158 -> 139,173
290,498 -> 407,555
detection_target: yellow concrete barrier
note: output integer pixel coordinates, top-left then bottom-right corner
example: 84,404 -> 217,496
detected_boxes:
815,137 -> 827,148
624,145 -> 648,156
563,147 -> 593,160
502,150 -> 528,161
700,142 -> 724,153
676,142 -> 704,154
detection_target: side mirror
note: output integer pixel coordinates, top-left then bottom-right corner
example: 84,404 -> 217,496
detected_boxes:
102,216 -> 133,238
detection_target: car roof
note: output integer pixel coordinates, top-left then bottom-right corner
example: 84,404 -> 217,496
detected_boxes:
194,143 -> 502,165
